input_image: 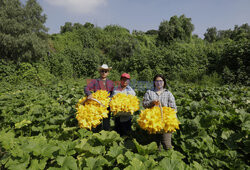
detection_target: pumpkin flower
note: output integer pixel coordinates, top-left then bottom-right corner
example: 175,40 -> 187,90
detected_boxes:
75,90 -> 110,130
137,106 -> 180,134
110,93 -> 140,116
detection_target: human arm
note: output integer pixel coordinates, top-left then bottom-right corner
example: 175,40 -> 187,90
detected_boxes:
143,90 -> 156,108
84,79 -> 96,97
128,86 -> 136,96
168,92 -> 177,111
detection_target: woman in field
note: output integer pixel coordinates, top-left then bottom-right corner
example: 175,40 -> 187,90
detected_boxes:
143,74 -> 177,150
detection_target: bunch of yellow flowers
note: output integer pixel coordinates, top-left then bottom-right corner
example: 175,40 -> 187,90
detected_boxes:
75,90 -> 110,130
110,93 -> 140,116
137,106 -> 180,134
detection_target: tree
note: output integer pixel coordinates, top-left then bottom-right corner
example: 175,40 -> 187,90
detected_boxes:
220,39 -> 250,84
145,29 -> 158,35
60,22 -> 73,33
204,27 -> 218,42
158,15 -> 194,44
0,0 -> 48,62
83,22 -> 94,29
231,24 -> 250,40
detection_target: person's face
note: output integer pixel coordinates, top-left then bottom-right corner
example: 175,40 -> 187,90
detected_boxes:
100,69 -> 109,78
154,77 -> 164,89
121,77 -> 130,87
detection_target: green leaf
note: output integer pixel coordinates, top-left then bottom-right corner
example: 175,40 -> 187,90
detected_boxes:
93,130 -> 122,146
28,158 -> 47,170
190,161 -> 203,170
243,139 -> 250,153
15,120 -> 32,129
75,139 -> 105,155
117,154 -> 126,165
221,130 -> 234,140
0,131 -> 15,150
107,145 -> 124,158
84,156 -> 109,170
133,139 -> 157,155
41,144 -> 60,157
44,124 -> 60,130
56,156 -> 78,170
124,158 -> 147,170
5,154 -> 30,170
156,157 -> 187,170
57,141 -> 77,156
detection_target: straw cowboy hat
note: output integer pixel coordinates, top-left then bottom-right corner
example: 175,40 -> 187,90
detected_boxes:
98,64 -> 112,70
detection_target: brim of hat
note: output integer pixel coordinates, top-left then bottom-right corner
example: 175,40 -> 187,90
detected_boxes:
98,67 -> 112,70
121,76 -> 130,79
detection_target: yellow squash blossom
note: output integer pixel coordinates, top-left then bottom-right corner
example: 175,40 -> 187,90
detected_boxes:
75,90 -> 110,130
110,93 -> 140,116
137,106 -> 180,134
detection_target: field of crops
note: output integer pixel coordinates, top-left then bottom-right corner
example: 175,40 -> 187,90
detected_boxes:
0,80 -> 249,169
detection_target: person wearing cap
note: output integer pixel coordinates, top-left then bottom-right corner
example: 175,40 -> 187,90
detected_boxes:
112,73 -> 136,136
84,64 -> 114,131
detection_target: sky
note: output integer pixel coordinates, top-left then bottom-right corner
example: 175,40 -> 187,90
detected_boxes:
23,0 -> 250,38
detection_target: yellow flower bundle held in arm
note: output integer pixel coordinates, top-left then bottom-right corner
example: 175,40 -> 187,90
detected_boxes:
110,93 -> 140,116
137,106 -> 180,134
75,90 -> 110,130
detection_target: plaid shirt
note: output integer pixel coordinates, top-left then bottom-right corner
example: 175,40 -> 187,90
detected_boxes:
84,78 -> 114,96
143,89 -> 177,111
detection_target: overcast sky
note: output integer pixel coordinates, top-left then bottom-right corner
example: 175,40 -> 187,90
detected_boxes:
23,0 -> 250,38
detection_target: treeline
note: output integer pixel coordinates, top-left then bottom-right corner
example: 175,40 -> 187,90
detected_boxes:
0,0 -> 249,86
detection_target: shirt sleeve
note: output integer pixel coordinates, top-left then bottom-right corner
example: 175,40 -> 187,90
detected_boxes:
168,92 -> 177,111
111,87 -> 118,97
128,86 -> 136,96
143,90 -> 154,108
84,79 -> 96,96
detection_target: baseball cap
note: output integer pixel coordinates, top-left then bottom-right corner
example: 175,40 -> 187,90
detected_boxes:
121,73 -> 130,79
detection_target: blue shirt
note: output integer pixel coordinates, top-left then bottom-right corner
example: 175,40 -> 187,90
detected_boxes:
111,85 -> 136,122
112,85 -> 136,97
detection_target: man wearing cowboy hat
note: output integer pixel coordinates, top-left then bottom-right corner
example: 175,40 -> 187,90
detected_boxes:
84,64 -> 114,131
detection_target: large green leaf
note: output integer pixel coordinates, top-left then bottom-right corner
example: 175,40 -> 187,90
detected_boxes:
156,157 -> 188,170
83,156 -> 109,170
28,158 -> 47,170
5,154 -> 30,170
75,139 -> 105,155
92,130 -> 122,146
56,156 -> 78,170
133,139 -> 157,155
107,145 -> 124,158
124,158 -> 147,170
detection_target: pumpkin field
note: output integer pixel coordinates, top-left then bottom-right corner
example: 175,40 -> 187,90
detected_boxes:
0,80 -> 249,169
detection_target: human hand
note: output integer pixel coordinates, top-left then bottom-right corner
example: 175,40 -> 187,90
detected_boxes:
152,100 -> 160,106
87,94 -> 93,99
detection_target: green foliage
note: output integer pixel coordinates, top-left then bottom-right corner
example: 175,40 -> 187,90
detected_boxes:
1,79 -> 249,169
0,0 -> 48,62
0,59 -> 17,82
158,14 -> 194,44
204,27 -> 217,42
42,18 -> 249,85
204,23 -> 250,42
220,39 -> 250,85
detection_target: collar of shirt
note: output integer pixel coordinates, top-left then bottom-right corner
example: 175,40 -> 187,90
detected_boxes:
116,85 -> 131,91
153,88 -> 167,93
